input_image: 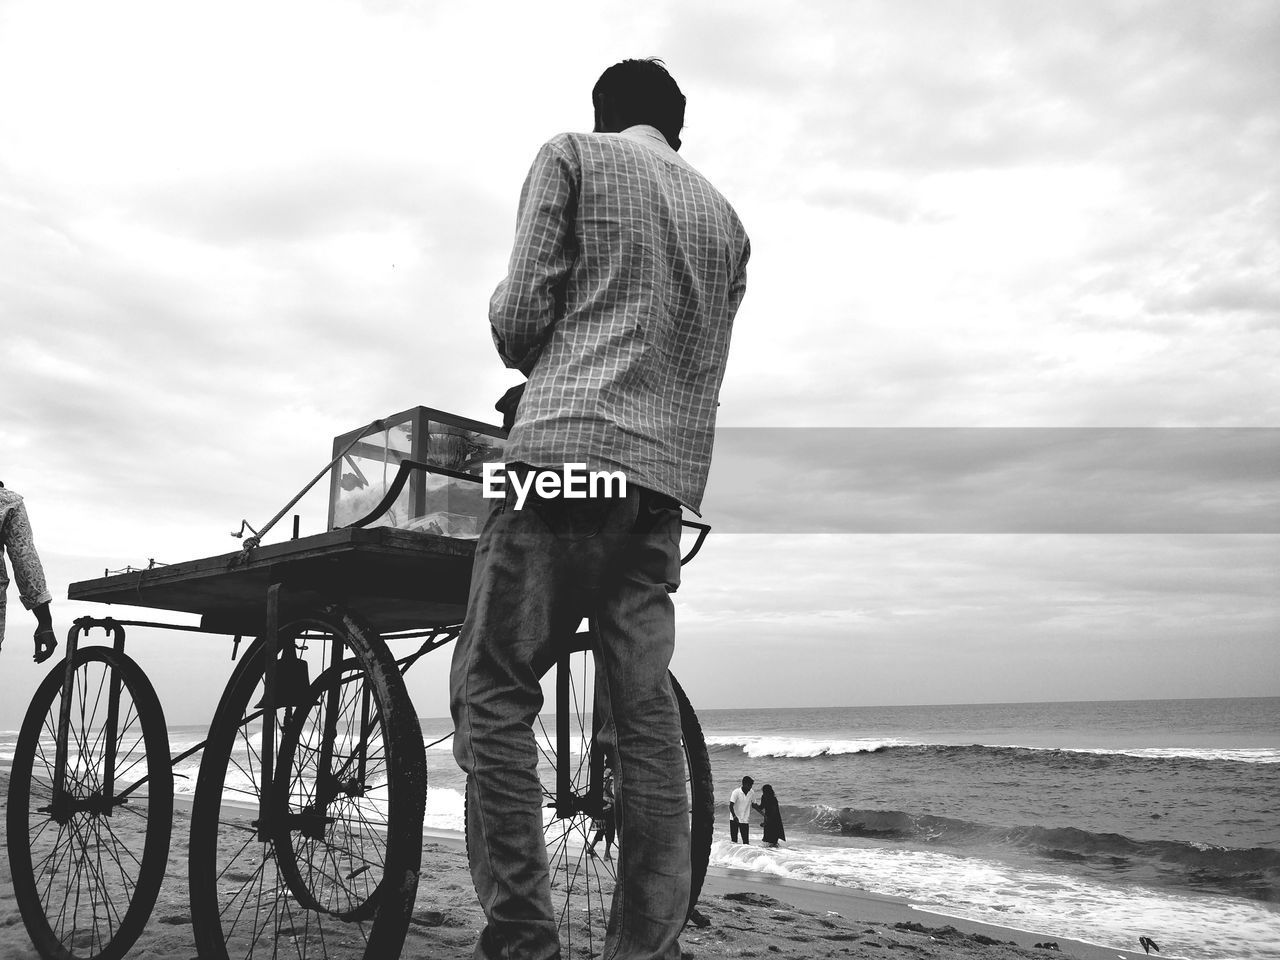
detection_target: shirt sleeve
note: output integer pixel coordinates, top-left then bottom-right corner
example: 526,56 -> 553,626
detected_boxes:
489,137 -> 580,375
728,235 -> 750,320
2,500 -> 52,610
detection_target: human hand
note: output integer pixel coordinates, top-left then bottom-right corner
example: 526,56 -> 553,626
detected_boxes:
495,383 -> 526,432
34,625 -> 58,664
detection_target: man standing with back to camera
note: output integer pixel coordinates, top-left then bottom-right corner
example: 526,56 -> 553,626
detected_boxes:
450,58 -> 750,960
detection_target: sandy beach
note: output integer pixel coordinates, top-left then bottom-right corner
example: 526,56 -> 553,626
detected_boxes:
0,769 -> 1136,960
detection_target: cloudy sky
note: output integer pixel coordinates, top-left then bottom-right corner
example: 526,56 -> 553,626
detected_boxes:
1,0 -> 1276,726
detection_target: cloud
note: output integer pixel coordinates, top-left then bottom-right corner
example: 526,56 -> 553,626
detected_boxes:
702,428 -> 1280,533
2,0 -> 1277,720
679,534 -> 1278,637
1149,277 -> 1280,318
670,531 -> 1279,707
686,0 -> 1280,429
130,160 -> 508,252
782,1 -> 1280,175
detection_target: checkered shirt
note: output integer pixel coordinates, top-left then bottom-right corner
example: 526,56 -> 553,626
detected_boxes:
491,125 -> 750,513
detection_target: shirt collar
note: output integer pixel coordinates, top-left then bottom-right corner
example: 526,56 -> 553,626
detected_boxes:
618,124 -> 685,164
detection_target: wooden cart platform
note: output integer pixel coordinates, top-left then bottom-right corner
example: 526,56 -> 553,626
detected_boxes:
68,526 -> 477,634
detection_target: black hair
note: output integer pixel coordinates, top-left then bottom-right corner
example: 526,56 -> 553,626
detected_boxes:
593,58 -> 686,149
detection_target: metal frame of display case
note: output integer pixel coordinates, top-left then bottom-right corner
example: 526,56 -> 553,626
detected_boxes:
326,405 -> 506,531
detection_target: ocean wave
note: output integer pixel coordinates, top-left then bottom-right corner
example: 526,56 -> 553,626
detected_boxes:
707,738 -> 1280,764
707,838 -> 1280,960
423,785 -> 465,832
1060,746 -> 1280,764
706,736 -> 916,757
797,805 -> 1280,902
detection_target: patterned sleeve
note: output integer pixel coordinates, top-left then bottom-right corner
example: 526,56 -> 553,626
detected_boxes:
489,137 -> 580,374
2,500 -> 52,610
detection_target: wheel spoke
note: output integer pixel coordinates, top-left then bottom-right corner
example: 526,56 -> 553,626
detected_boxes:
8,648 -> 171,960
190,619 -> 423,960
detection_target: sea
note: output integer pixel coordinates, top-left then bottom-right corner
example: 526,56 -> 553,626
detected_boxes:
692,699 -> 1280,960
3,696 -> 1276,960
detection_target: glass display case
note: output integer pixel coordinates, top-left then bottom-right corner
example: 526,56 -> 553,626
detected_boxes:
327,406 -> 506,538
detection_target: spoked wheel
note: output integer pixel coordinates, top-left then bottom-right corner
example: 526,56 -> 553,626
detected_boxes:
534,634 -> 714,960
275,658 -> 396,921
6,647 -> 173,960
188,609 -> 425,960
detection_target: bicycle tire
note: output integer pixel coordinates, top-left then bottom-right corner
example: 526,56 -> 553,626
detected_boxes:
670,671 -> 714,914
7,647 -> 173,960
188,609 -> 425,960
274,657 -> 405,921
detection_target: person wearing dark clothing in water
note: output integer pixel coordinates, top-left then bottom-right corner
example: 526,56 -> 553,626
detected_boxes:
755,783 -> 786,848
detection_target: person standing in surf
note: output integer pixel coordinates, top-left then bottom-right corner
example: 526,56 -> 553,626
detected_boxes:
755,783 -> 786,848
728,776 -> 755,844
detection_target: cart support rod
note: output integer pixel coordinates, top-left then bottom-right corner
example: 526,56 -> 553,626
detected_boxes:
315,633 -> 344,825
556,647 -> 570,815
258,583 -> 280,841
101,624 -> 127,806
237,417 -> 389,550
52,624 -> 82,808
114,732 -> 210,803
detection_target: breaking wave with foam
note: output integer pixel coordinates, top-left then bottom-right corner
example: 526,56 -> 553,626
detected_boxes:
707,736 -> 1280,764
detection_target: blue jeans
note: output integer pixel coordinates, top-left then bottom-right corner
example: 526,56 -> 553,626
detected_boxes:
450,468 -> 690,960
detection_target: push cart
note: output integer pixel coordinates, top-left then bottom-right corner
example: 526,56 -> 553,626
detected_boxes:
5,406 -> 715,960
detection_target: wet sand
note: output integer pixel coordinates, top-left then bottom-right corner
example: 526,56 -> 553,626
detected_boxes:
0,772 -> 1129,960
